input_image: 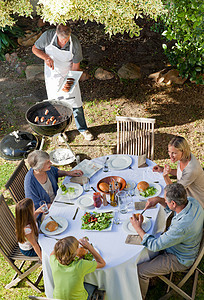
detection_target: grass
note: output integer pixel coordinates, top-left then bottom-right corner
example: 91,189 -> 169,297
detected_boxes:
0,65 -> 203,300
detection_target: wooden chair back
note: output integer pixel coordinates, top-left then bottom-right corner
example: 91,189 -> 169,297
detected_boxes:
0,193 -> 17,257
0,194 -> 42,292
5,159 -> 28,203
116,116 -> 156,160
159,229 -> 204,300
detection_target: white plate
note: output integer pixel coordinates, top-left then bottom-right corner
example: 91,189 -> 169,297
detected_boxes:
59,182 -> 83,200
81,211 -> 115,232
124,180 -> 136,191
76,195 -> 94,209
122,217 -> 152,235
57,70 -> 83,93
41,216 -> 68,236
49,148 -> 75,166
135,183 -> 162,200
108,155 -> 132,170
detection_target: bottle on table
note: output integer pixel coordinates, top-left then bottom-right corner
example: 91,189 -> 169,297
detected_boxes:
109,183 -> 117,207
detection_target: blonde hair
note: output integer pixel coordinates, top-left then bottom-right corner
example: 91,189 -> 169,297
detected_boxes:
54,236 -> 79,265
169,136 -> 191,160
15,198 -> 38,243
27,150 -> 50,170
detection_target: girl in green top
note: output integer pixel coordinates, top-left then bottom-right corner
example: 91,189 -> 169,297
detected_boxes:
50,236 -> 106,300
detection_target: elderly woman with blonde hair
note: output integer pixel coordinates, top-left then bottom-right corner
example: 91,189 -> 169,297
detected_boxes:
24,150 -> 83,212
153,136 -> 204,208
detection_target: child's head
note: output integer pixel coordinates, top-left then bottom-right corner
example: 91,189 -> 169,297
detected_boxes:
54,236 -> 79,265
15,198 -> 38,243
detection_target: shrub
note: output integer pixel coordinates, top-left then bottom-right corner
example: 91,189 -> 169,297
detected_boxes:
161,0 -> 204,84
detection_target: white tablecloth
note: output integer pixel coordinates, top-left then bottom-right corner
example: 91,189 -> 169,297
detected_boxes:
39,155 -> 166,300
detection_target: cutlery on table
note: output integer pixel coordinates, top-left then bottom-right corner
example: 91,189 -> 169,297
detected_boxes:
54,200 -> 74,205
91,186 -> 97,192
49,216 -> 63,228
43,234 -> 60,241
73,207 -> 79,220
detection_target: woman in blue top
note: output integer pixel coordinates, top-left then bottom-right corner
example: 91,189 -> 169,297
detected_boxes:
24,150 -> 83,211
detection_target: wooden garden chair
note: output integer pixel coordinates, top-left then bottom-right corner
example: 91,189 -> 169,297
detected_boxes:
0,194 -> 43,292
158,230 -> 204,300
116,116 -> 156,160
5,159 -> 28,203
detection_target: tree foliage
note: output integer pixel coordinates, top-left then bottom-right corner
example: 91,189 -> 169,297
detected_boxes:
161,0 -> 204,84
0,0 -> 33,27
0,0 -> 164,37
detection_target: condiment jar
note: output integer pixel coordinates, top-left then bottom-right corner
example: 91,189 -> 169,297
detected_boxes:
93,192 -> 102,208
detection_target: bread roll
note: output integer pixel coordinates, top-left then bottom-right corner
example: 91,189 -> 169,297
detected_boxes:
137,181 -> 149,192
45,220 -> 58,232
99,182 -> 109,192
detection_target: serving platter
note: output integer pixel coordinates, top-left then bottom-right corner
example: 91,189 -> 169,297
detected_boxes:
135,183 -> 162,200
122,217 -> 151,235
81,211 -> 115,232
108,155 -> 132,170
41,216 -> 68,236
57,70 -> 83,93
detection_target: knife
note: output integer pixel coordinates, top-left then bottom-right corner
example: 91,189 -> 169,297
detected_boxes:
91,186 -> 97,192
49,216 -> 63,228
73,207 -> 79,220
54,200 -> 74,205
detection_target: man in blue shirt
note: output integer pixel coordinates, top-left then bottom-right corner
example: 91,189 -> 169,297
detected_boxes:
130,183 -> 203,299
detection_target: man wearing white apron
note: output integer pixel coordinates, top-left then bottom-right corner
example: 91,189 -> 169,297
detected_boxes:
32,23 -> 93,141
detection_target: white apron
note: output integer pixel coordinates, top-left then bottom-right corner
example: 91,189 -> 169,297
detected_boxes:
45,33 -> 82,108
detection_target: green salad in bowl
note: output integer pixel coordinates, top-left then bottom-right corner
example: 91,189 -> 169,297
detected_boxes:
81,211 -> 113,231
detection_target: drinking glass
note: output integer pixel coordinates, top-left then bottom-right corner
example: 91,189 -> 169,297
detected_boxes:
116,191 -> 128,214
83,178 -> 90,192
40,200 -> 49,215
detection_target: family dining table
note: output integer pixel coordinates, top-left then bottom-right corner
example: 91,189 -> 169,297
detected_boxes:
39,155 -> 166,300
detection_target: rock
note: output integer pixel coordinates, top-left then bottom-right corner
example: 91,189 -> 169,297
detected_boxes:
16,62 -> 27,75
118,63 -> 141,79
25,64 -> 44,80
5,52 -> 18,67
18,31 -> 42,47
149,69 -> 187,85
94,67 -> 114,80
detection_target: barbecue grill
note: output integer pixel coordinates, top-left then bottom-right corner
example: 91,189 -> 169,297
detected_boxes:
25,98 -> 76,164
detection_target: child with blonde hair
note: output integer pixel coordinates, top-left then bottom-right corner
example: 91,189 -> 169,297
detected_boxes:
50,236 -> 106,300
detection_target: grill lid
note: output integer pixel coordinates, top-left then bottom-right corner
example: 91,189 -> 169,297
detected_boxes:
0,131 -> 38,160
